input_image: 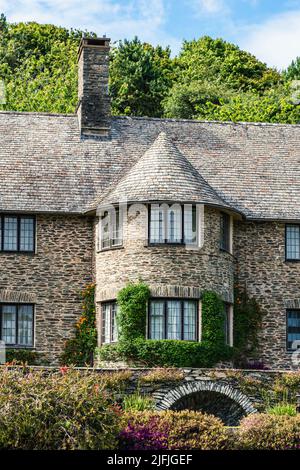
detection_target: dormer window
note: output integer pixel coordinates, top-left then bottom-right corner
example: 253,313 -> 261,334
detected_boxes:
99,207 -> 122,250
149,204 -> 198,245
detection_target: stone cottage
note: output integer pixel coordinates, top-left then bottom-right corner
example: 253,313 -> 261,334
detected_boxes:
0,37 -> 299,368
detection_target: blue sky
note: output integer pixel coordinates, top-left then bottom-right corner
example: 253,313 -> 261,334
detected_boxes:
1,0 -> 300,69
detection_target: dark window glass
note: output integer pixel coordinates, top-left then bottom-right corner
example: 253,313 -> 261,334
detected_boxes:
0,215 -> 35,253
0,304 -> 34,346
149,204 -> 198,245
287,310 -> 300,350
220,212 -> 230,251
101,302 -> 118,343
100,208 -> 122,250
286,225 -> 300,260
149,299 -> 198,341
224,303 -> 232,346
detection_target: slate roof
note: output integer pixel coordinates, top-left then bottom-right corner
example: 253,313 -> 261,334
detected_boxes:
0,111 -> 300,220
98,131 -> 233,211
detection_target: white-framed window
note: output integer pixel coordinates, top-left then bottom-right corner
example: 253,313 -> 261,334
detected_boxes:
101,301 -> 118,344
286,309 -> 300,350
224,303 -> 233,346
99,207 -> 122,250
149,204 -> 198,246
0,304 -> 34,346
149,299 -> 198,341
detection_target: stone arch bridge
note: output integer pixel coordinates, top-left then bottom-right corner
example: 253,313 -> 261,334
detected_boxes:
100,367 -> 290,426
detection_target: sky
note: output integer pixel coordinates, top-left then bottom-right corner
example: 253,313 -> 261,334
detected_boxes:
0,0 -> 300,70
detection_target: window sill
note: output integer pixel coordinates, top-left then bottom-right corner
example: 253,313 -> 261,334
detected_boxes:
285,259 -> 300,263
0,251 -> 35,255
97,245 -> 124,254
5,345 -> 35,350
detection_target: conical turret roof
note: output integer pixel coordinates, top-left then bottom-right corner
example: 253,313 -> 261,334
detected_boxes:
99,132 -> 232,209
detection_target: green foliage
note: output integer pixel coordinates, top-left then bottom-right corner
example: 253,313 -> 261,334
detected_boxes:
61,283 -> 97,366
110,37 -> 173,117
267,403 -> 297,417
233,286 -> 263,365
5,349 -> 40,365
237,413 -> 300,450
0,367 -> 121,450
284,57 -> 300,81
139,368 -> 184,384
116,282 -> 150,343
100,338 -> 232,368
120,410 -> 229,450
122,393 -> 154,412
201,291 -> 226,344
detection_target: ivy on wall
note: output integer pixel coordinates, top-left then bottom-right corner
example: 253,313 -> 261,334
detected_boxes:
61,283 -> 97,366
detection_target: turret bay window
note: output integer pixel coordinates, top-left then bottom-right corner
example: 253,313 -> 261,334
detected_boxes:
101,302 -> 118,344
0,215 -> 35,253
149,299 -> 198,341
149,204 -> 198,245
100,207 -> 122,250
220,212 -> 230,252
286,225 -> 300,260
287,310 -> 300,350
0,304 -> 34,347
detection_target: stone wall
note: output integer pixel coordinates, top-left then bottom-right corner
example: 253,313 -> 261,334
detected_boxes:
0,214 -> 94,364
95,205 -> 234,342
234,220 -> 300,369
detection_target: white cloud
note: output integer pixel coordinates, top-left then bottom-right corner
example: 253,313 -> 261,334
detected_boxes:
190,0 -> 228,15
0,0 -> 180,53
240,9 -> 300,69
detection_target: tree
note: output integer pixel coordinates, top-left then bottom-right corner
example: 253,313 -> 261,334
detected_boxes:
110,37 -> 174,117
284,57 -> 300,81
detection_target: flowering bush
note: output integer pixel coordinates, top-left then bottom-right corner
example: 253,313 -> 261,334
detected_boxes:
119,410 -> 229,450
238,413 -> 300,450
0,367 -> 121,450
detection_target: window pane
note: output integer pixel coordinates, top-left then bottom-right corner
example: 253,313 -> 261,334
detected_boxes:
167,205 -> 182,243
111,209 -> 122,247
286,226 -> 300,260
183,301 -> 197,340
2,305 -> 16,344
220,213 -> 230,251
102,304 -> 111,343
111,303 -> 118,342
184,205 -> 197,244
287,310 -> 300,350
224,304 -> 231,345
167,300 -> 181,340
150,301 -> 164,339
101,212 -> 110,249
20,218 -> 34,252
150,206 -> 164,243
3,216 -> 18,251
18,305 -> 33,346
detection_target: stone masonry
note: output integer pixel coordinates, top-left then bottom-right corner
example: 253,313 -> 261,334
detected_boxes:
0,214 -> 94,364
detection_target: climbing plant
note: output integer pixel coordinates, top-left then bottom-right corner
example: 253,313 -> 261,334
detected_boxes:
233,285 -> 263,366
61,283 -> 97,366
201,291 -> 226,345
117,282 -> 150,342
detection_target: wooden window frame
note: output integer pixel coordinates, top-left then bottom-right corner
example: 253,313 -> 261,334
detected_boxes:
220,212 -> 230,252
101,301 -> 118,344
286,309 -> 300,351
99,207 -> 122,251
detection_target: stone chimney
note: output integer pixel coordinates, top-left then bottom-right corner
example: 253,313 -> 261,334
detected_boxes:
77,37 -> 111,136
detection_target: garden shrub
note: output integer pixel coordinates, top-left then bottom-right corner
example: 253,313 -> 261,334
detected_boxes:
139,368 -> 184,384
0,367 -> 121,450
238,413 -> 300,450
61,283 -> 97,366
117,282 -> 150,342
122,393 -> 154,412
267,403 -> 297,417
5,349 -> 40,365
119,410 -> 229,450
